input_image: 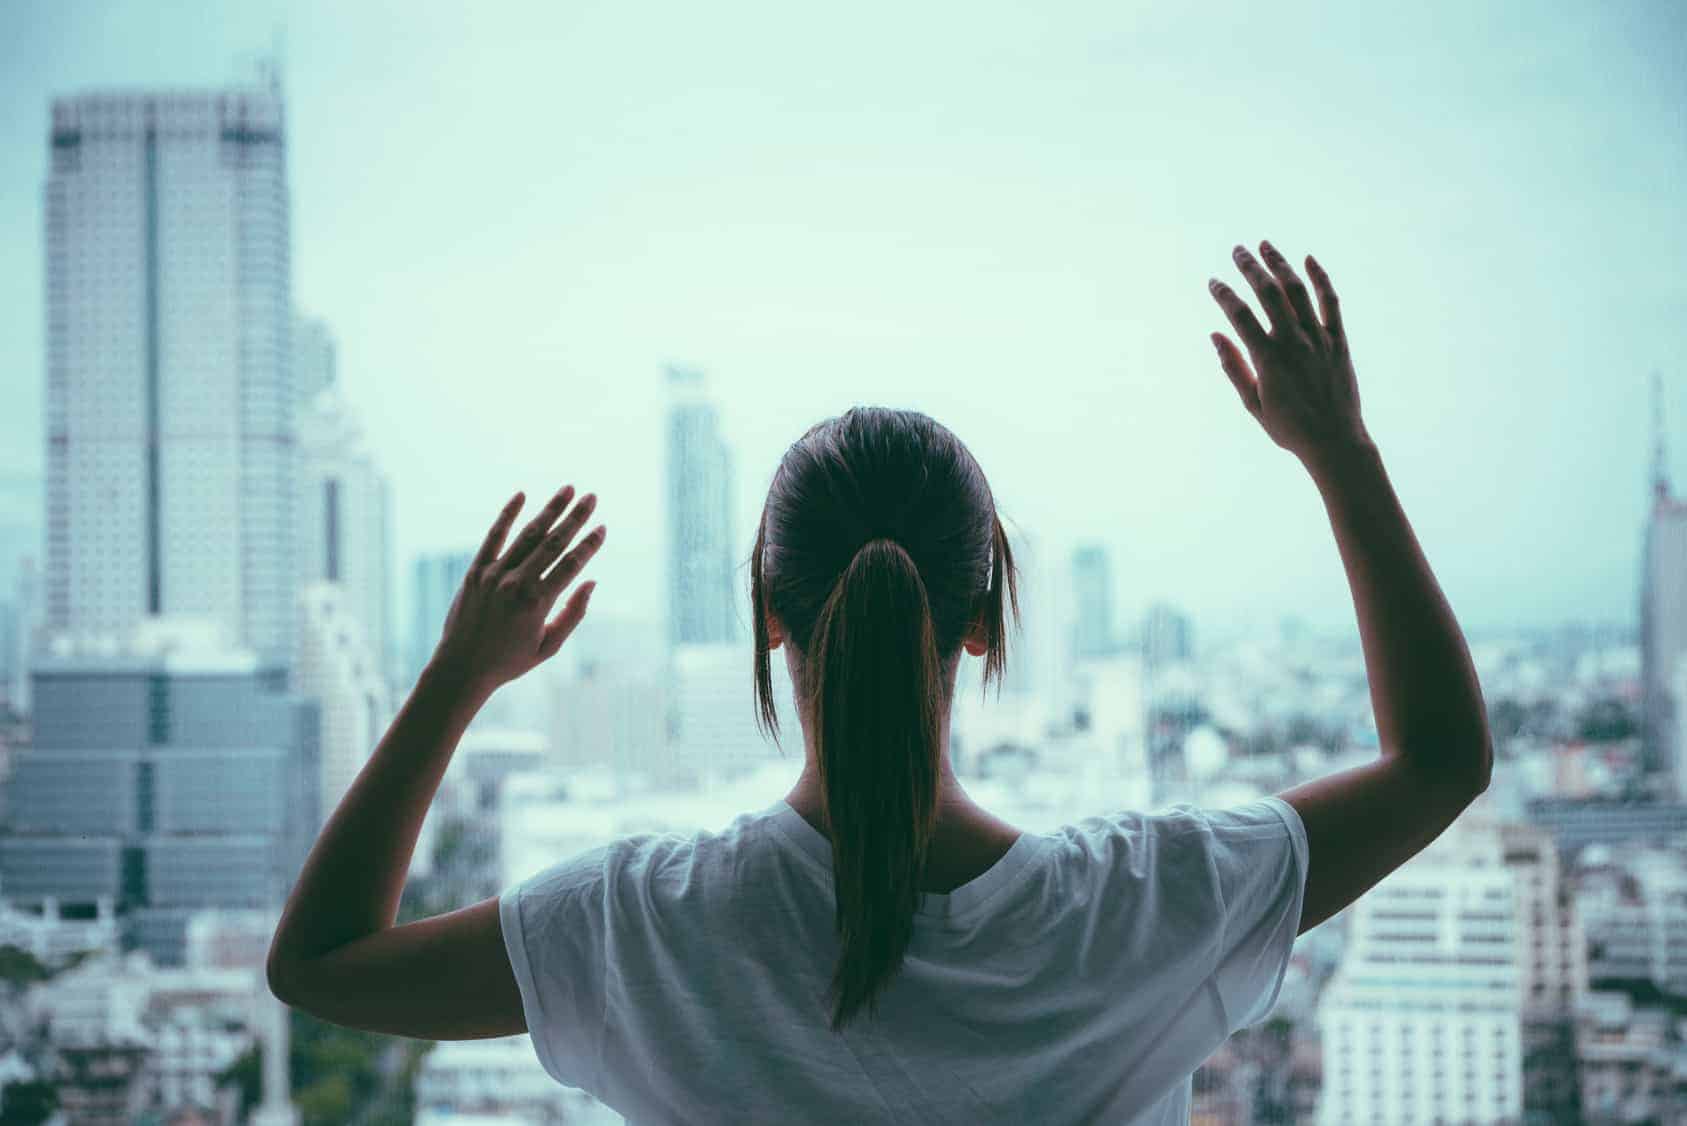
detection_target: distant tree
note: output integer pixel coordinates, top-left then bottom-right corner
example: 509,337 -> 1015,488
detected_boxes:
0,945 -> 50,986
0,1080 -> 58,1126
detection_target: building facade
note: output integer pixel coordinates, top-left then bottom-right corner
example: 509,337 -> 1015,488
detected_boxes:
409,550 -> 473,689
43,88 -> 296,670
0,628 -> 320,965
295,374 -> 393,693
1316,823 -> 1524,1124
665,365 -> 738,646
1070,543 -> 1117,660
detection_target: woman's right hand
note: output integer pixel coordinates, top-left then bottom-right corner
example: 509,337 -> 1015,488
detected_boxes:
1207,242 -> 1370,465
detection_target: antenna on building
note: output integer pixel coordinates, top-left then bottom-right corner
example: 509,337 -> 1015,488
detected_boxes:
1653,371 -> 1671,503
269,23 -> 287,97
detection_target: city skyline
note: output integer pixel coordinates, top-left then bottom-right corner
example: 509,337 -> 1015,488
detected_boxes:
1,1 -> 1681,647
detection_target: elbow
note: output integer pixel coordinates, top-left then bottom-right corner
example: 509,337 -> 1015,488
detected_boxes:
1467,725 -> 1496,795
266,952 -> 297,1007
265,937 -> 309,1010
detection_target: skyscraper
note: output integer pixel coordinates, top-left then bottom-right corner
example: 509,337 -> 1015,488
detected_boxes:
1070,543 -> 1117,659
1641,373 -> 1687,783
44,87 -> 296,670
292,314 -> 337,409
665,365 -> 738,645
410,550 -> 473,687
295,330 -> 393,692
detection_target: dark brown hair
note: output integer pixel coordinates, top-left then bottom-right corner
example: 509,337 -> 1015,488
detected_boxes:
749,406 -> 1019,1032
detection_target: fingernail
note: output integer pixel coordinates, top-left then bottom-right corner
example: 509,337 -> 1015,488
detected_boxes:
1210,333 -> 1223,351
1261,240 -> 1276,257
583,581 -> 598,598
1208,277 -> 1221,291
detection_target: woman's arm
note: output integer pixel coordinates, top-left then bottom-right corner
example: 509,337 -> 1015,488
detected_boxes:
266,484 -> 605,1038
1208,241 -> 1491,935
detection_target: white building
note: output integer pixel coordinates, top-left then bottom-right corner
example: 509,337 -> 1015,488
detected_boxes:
415,1035 -> 621,1124
295,363 -> 394,692
671,642 -> 794,784
0,897 -> 117,965
43,87 -> 296,669
1575,843 -> 1687,996
1498,820 -> 1587,1018
294,581 -> 391,822
1573,990 -> 1687,1122
1315,822 -> 1524,1125
553,663 -> 672,783
28,950 -> 268,1117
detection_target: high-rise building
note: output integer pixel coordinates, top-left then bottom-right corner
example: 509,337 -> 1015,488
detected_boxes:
410,550 -> 473,688
665,365 -> 738,646
0,622 -> 320,966
1142,601 -> 1194,667
1641,374 -> 1687,783
1070,544 -> 1117,659
295,347 -> 393,692
1499,821 -> 1587,1122
43,87 -> 296,670
671,642 -> 792,784
295,582 -> 391,822
1315,822 -> 1523,1125
9,555 -> 41,714
292,314 -> 336,409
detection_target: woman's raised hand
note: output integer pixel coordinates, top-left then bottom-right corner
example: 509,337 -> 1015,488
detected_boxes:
430,485 -> 605,696
1207,242 -> 1369,464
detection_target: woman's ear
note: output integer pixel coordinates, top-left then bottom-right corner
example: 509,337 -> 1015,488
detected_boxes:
765,609 -> 785,650
962,609 -> 988,657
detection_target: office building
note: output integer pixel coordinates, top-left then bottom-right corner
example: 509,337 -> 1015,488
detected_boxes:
1642,374 -> 1687,782
410,550 -> 473,688
666,365 -> 738,646
294,581 -> 390,821
295,349 -> 393,691
1315,822 -> 1523,1124
0,623 -> 320,965
43,87 -> 296,670
1071,543 -> 1117,659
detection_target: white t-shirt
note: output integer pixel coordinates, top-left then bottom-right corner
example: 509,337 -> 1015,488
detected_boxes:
499,794 -> 1309,1125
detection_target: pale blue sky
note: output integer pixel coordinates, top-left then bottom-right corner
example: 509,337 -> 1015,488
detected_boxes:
2,0 -> 1683,643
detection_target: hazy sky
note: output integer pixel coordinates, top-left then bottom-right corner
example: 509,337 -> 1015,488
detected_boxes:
2,0 -> 1683,646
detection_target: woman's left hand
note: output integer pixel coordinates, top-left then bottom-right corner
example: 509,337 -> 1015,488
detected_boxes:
429,485 -> 606,698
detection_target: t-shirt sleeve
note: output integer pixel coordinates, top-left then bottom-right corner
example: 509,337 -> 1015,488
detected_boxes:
1201,795 -> 1309,1036
498,843 -> 613,1091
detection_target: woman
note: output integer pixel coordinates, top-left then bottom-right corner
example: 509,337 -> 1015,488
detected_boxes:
267,242 -> 1492,1124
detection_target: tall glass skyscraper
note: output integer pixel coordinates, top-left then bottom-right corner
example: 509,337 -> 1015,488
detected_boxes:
1070,543 -> 1117,659
410,550 -> 473,687
665,365 -> 738,646
43,87 -> 295,669
1641,374 -> 1687,784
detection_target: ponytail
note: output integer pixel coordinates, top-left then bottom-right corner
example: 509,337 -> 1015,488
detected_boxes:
810,539 -> 942,1031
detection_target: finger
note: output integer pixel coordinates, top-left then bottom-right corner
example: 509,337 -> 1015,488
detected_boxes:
472,492 -> 526,569
1231,244 -> 1296,334
1211,333 -> 1261,418
500,485 -> 576,573
525,493 -> 600,584
1259,241 -> 1319,338
537,580 -> 596,660
1207,278 -> 1269,357
1305,255 -> 1345,341
539,521 -> 606,599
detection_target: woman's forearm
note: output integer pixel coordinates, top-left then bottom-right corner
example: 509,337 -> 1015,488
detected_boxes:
268,656 -> 493,980
1303,437 -> 1492,788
